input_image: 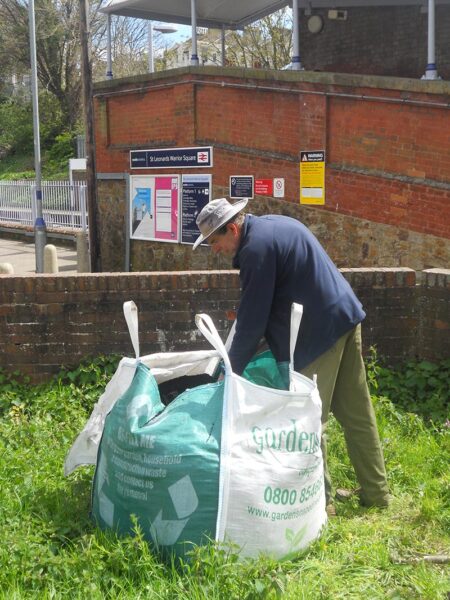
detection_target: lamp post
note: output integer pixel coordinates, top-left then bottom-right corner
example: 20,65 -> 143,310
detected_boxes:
148,22 -> 178,73
28,0 -> 47,273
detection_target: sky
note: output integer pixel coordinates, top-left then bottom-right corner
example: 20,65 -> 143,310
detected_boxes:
158,23 -> 192,44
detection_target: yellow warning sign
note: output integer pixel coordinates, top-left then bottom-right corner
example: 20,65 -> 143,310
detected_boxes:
300,150 -> 325,205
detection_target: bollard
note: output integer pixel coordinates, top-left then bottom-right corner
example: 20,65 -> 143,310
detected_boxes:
0,262 -> 14,275
44,244 -> 59,273
76,230 -> 91,273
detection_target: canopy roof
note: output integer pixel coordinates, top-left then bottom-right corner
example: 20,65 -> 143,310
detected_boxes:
100,0 -> 450,29
100,0 -> 289,30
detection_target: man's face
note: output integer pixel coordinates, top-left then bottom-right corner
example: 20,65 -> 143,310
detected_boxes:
208,224 -> 240,257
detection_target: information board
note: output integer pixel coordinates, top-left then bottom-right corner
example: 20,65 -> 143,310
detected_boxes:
230,175 -> 254,199
130,175 -> 180,243
181,174 -> 212,245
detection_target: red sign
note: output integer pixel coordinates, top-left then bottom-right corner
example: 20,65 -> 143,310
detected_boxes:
255,179 -> 273,196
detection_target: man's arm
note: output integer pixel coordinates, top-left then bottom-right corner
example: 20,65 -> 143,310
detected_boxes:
228,241 -> 277,374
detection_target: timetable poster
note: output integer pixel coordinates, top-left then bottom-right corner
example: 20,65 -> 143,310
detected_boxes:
181,174 -> 212,245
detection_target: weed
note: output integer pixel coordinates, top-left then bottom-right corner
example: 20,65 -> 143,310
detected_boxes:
365,347 -> 449,424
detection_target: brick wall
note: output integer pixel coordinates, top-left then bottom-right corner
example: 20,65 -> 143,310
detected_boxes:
93,68 -> 450,272
97,179 -> 449,273
418,269 -> 450,361
1,269 -> 448,383
299,6 -> 450,80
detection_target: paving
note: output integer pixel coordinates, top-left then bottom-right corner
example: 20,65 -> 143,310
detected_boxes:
0,237 -> 78,275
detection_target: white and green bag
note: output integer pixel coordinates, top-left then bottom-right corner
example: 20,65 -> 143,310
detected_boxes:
197,307 -> 327,558
65,301 -> 326,559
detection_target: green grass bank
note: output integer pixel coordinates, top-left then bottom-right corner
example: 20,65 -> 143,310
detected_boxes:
0,356 -> 449,599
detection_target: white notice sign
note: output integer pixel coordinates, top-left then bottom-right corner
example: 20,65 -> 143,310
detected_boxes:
273,178 -> 285,198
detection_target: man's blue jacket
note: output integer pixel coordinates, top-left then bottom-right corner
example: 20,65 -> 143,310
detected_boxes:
228,214 -> 366,375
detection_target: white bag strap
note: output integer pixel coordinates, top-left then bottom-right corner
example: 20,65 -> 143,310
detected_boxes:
197,306 -> 302,377
289,303 -> 303,372
195,313 -> 232,374
224,319 -> 236,351
123,301 -> 140,359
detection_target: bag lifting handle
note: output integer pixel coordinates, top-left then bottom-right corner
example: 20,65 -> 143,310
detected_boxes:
289,303 -> 303,373
195,313 -> 232,375
123,300 -> 140,360
196,303 -> 303,378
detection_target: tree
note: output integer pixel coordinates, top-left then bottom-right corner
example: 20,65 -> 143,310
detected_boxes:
0,0 -> 83,130
0,1 -> 150,132
93,15 -> 148,80
201,8 -> 293,70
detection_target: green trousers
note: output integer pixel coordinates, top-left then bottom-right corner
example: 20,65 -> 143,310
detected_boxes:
299,324 -> 390,507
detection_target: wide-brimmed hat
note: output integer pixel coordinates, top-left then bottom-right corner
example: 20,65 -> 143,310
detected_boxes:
192,197 -> 248,250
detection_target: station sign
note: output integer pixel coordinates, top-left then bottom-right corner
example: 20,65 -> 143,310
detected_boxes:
130,146 -> 213,169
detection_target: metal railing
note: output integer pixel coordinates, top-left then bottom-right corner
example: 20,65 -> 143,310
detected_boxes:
0,180 -> 88,231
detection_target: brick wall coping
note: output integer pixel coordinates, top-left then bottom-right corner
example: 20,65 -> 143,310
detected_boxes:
3,267 -> 450,280
1,267 -> 449,293
93,65 -> 450,97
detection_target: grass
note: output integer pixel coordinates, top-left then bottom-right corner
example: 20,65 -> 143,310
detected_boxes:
0,153 -> 36,180
0,359 -> 449,599
0,152 -> 70,181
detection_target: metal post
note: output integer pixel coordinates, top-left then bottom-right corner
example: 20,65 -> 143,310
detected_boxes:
221,25 -> 226,66
148,21 -> 154,72
70,184 -> 75,229
31,183 -> 37,224
80,185 -> 87,232
422,0 -> 440,80
190,0 -> 199,65
124,174 -> 130,272
106,14 -> 113,79
28,0 -> 47,273
80,0 -> 101,271
291,0 -> 302,70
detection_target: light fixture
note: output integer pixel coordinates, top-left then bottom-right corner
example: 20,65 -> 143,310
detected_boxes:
307,14 -> 324,34
148,22 -> 178,73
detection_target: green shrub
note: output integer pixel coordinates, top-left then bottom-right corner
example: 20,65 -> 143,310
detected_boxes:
0,169 -> 36,180
0,99 -> 34,155
42,131 -> 77,178
44,132 -> 75,165
55,355 -> 121,413
0,91 -> 78,179
366,348 -> 449,423
0,355 -> 120,419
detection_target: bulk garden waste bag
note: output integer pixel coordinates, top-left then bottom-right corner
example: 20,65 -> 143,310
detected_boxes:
65,301 -> 327,559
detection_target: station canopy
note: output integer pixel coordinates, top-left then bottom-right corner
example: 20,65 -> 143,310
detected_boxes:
100,0 -> 290,30
100,0 -> 450,29
100,0 -> 448,80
